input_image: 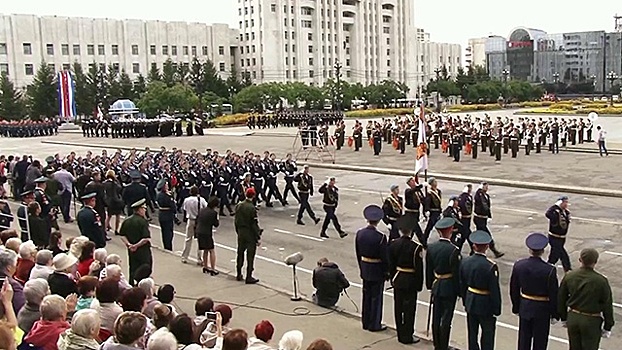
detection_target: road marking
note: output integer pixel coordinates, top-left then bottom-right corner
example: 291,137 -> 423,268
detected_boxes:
274,228 -> 325,242
605,251 -> 622,257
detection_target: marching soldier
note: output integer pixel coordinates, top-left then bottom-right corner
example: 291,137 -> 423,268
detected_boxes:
473,182 -> 504,258
119,199 -> 153,285
388,216 -> 424,344
559,248 -> 614,350
382,184 -> 403,241
422,177 -> 442,247
76,192 -> 107,248
426,217 -> 462,350
457,184 -> 473,252
318,177 -> 347,239
281,154 -> 300,205
546,196 -> 572,272
355,205 -> 389,332
510,233 -> 559,350
442,196 -> 462,245
459,230 -> 502,350
294,165 -> 320,226
403,177 -> 425,245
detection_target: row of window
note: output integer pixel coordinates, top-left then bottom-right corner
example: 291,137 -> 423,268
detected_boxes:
239,57 -> 353,68
1,42 -> 226,57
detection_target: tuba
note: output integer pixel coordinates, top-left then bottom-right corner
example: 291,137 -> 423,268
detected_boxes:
588,112 -> 599,123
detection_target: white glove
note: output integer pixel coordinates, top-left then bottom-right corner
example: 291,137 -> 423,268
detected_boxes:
561,321 -> 567,328
550,318 -> 558,326
602,330 -> 612,338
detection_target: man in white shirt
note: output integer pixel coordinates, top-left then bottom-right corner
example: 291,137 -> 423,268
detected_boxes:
596,125 -> 608,157
53,163 -> 76,223
181,186 -> 208,264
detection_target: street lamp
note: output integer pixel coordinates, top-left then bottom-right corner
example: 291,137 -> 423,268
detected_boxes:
606,71 -> 619,106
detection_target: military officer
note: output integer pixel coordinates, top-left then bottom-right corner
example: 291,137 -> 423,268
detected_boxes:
281,154 -> 300,205
457,184 -> 473,252
294,165 -> 320,226
119,199 -> 153,285
422,177 -> 443,247
546,196 -> 572,272
382,184 -> 403,241
122,170 -> 154,217
318,177 -> 346,239
156,179 -> 176,251
426,217 -> 462,350
388,216 -> 424,344
442,196 -> 462,245
403,177 -> 425,245
459,230 -> 502,350
558,248 -> 614,350
34,176 -> 54,234
234,188 -> 262,284
473,182 -> 504,258
76,192 -> 107,248
510,232 -> 559,350
355,205 -> 389,332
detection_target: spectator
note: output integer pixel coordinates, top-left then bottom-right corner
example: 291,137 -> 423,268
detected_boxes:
0,229 -> 18,246
152,304 -> 174,329
196,196 -> 220,275
169,314 -> 203,349
68,236 -> 89,260
147,327 -> 177,350
99,255 -> 131,290
53,162 -> 76,224
156,284 -> 178,316
88,248 -> 107,277
596,125 -> 609,157
0,321 -> 16,350
119,287 -> 147,312
278,331 -> 303,350
28,202 -> 49,248
76,276 -> 98,311
100,311 -> 147,350
4,237 -> 21,254
222,328 -> 248,350
14,240 -> 37,284
96,278 -> 123,333
103,170 -> 124,235
47,231 -> 66,256
247,320 -> 274,350
57,309 -> 100,350
0,196 -> 13,230
192,296 -> 214,341
312,257 -> 350,308
25,160 -> 42,187
203,304 -> 232,347
17,278 -> 49,334
23,295 -> 71,350
305,340 -> 332,350
104,264 -> 131,291
138,278 -> 159,318
76,241 -> 96,277
0,248 -> 25,313
47,253 -> 78,298
29,249 -> 54,280
0,279 -> 19,341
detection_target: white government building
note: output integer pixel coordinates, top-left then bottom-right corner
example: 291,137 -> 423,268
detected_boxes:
0,7 -> 461,97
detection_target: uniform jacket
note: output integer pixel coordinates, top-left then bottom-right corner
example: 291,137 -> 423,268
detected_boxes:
382,194 -> 403,224
355,225 -> 389,282
156,191 -> 176,221
84,180 -> 106,213
425,188 -> 442,213
458,192 -> 473,218
234,200 -> 261,242
425,239 -> 461,298
509,256 -> 559,319
294,172 -> 314,194
119,214 -> 152,255
545,204 -> 570,236
474,189 -> 491,218
459,253 -> 501,316
404,187 -> 424,212
388,236 -> 424,291
313,262 -> 350,307
76,206 -> 107,248
319,183 -> 338,206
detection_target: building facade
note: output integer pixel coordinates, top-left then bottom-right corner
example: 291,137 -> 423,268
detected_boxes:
465,37 -> 487,67
414,28 -> 461,92
0,14 -> 239,89
236,0 -> 419,95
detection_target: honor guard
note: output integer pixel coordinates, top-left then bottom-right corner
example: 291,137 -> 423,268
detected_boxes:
382,184 -> 403,241
473,182 -> 504,258
545,196 -> 571,272
280,154 -> 300,205
403,177 -> 425,245
76,192 -> 107,248
457,184 -> 474,251
388,216 -> 424,344
459,230 -> 502,350
318,177 -> 346,239
426,217 -> 462,350
510,233 -> 559,350
355,205 -> 389,332
119,199 -> 153,285
294,165 -> 320,226
422,177 -> 442,247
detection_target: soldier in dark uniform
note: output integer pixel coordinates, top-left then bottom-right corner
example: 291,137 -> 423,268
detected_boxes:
457,184 -> 473,252
318,177 -> 346,239
426,217 -> 462,350
156,179 -> 176,251
355,205 -> 389,332
84,169 -> 108,240
403,177 -> 425,245
473,182 -> 504,258
545,196 -> 571,272
234,188 -> 262,284
471,130 -> 479,159
281,154 -> 299,205
422,177 -> 442,247
294,165 -> 320,226
494,132 -> 502,161
76,192 -> 107,248
388,216 -> 424,344
122,170 -> 154,217
451,132 -> 461,162
372,125 -> 383,156
382,184 -> 403,241
510,232 -> 559,350
119,199 -> 153,285
558,248 -> 614,350
442,196 -> 461,245
459,230 -> 502,350
34,176 -> 54,236
17,190 -> 35,241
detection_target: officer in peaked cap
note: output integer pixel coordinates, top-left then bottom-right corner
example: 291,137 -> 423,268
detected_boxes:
76,192 -> 107,248
122,170 -> 153,217
545,195 -> 571,272
119,198 -> 153,284
510,233 -> 559,350
355,204 -> 389,332
155,177 -> 177,251
460,230 -> 501,350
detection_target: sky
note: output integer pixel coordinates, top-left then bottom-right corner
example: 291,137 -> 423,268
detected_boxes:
1,0 -> 620,47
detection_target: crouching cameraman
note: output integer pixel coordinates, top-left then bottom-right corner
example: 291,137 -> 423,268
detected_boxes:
312,257 -> 350,308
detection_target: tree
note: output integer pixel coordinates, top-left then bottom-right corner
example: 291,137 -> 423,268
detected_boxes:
87,63 -> 107,112
72,62 -> 95,116
188,57 -> 206,112
203,60 -> 228,97
133,74 -> 147,100
147,64 -> 161,84
137,81 -> 199,116
106,64 -> 121,107
162,59 -> 177,87
233,84 -> 267,112
0,72 -> 25,120
118,70 -> 134,100
226,65 -> 243,98
26,61 -> 57,120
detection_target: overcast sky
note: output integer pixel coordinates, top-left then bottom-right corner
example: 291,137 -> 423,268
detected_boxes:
1,0 -> 620,46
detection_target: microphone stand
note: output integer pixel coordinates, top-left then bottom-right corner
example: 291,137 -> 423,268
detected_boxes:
291,264 -> 302,301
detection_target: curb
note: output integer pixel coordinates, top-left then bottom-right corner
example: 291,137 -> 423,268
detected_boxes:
563,147 -> 622,155
41,140 -> 622,198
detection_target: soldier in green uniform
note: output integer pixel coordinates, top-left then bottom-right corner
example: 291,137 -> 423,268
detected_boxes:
459,230 -> 501,350
119,199 -> 153,285
76,192 -> 107,249
234,187 -> 262,284
558,248 -> 614,350
426,217 -> 462,350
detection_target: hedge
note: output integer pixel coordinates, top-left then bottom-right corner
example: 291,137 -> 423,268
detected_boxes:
521,107 -> 622,115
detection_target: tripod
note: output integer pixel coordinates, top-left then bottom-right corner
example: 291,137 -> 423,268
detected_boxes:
292,127 -> 336,164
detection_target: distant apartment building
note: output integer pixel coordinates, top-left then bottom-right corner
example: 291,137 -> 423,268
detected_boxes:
414,28 -> 462,92
465,37 -> 487,67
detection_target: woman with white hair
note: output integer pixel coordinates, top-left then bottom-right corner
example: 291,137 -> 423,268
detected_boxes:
147,327 -> 178,350
278,330 -> 304,350
138,278 -> 159,318
57,309 -> 100,350
14,240 -> 37,284
17,278 -> 49,334
68,236 -> 89,260
88,248 -> 107,277
29,249 -> 54,280
0,248 -> 25,313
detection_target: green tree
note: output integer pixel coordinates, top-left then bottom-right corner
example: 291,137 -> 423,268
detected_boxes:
188,57 -> 206,112
118,70 -> 134,100
0,72 -> 25,120
87,63 -> 107,112
147,64 -> 161,84
233,84 -> 267,112
226,65 -> 243,98
106,64 -> 121,107
72,62 -> 95,116
133,74 -> 147,100
26,61 -> 57,120
203,60 -> 228,97
162,59 -> 177,87
137,81 -> 199,116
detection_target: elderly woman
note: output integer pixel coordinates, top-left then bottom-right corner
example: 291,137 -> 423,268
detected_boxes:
76,241 -> 95,277
137,278 -> 159,318
147,327 -> 178,350
278,330 -> 304,350
4,237 -> 21,254
23,295 -> 71,350
88,248 -> 107,277
100,311 -> 148,350
17,279 -> 49,334
28,202 -> 49,248
68,236 -> 89,260
0,249 -> 25,314
29,249 -> 54,280
14,240 -> 37,284
57,309 -> 100,350
99,254 -> 131,290
96,278 -> 123,334
47,253 -> 78,298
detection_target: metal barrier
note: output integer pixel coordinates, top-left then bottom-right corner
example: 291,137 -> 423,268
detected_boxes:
0,202 -> 30,241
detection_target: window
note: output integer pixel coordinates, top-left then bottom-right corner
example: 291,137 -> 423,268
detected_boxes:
46,44 -> 54,55
251,19 -> 254,27
150,45 -> 156,55
293,70 -> 297,78
98,44 -> 105,55
244,7 -> 248,15
0,63 -> 7,75
292,57 -> 296,65
245,20 -> 248,27
183,46 -> 189,55
202,46 -> 208,55
24,64 -> 34,75
219,62 -> 225,71
284,18 -> 287,26
112,63 -> 120,72
286,70 -> 290,78
285,57 -> 289,65
292,44 -> 296,51
308,33 -> 312,41
245,33 -> 249,41
73,44 -> 80,55
151,62 -> 157,70
87,44 -> 94,55
131,45 -> 139,55
218,46 -> 224,55
252,58 -> 256,66
387,38 -> 390,45
383,27 -> 390,34
171,46 -> 177,55
346,59 -> 350,66
133,63 -> 140,74
285,44 -> 288,52
246,58 -> 250,66
23,43 -> 32,55
61,63 -> 70,71
191,46 -> 197,56
302,20 -> 312,28
285,31 -> 288,39
252,45 -> 256,53
308,45 -> 313,53
309,70 -> 314,78
47,63 -> 55,71
61,44 -> 68,55
0,43 -> 6,55
111,44 -> 119,55
241,59 -> 244,67
252,71 -> 257,79
309,57 -> 314,65
387,71 -> 391,78
252,32 -> 255,40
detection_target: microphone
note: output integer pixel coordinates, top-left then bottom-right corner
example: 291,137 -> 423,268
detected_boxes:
285,252 -> 304,266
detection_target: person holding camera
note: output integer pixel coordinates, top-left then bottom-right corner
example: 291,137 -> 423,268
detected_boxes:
312,257 -> 350,308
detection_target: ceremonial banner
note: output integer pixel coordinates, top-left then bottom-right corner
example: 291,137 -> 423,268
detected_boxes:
415,106 -> 428,175
57,70 -> 77,120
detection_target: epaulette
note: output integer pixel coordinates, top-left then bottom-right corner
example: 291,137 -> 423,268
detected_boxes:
487,257 -> 497,266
